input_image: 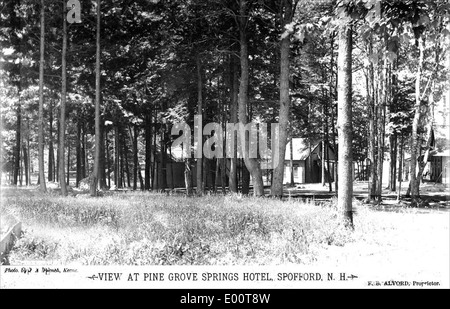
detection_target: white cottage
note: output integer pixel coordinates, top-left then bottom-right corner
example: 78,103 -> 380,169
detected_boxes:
283,138 -> 336,184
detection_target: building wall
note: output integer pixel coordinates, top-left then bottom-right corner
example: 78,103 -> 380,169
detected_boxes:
284,160 -> 305,184
152,161 -> 187,189
404,156 -> 449,185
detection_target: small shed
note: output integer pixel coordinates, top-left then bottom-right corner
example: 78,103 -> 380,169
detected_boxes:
405,149 -> 450,185
283,138 -> 336,184
428,149 -> 450,184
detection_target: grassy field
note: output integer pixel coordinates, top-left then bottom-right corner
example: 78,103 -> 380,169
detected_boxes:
1,186 -> 449,280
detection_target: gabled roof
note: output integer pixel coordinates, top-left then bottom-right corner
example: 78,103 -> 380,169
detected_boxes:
432,149 -> 450,157
285,138 -> 321,161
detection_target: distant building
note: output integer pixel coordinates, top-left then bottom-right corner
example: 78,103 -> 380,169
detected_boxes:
141,145 -> 187,189
283,138 -> 336,184
427,149 -> 450,184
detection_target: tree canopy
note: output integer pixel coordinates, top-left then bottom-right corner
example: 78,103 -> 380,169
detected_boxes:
1,0 -> 449,204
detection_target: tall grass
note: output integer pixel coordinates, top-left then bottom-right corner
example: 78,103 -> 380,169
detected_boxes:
1,190 -> 360,265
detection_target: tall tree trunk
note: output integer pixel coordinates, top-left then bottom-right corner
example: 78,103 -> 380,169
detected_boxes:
144,113 -> 152,190
389,56 -> 399,192
336,18 -> 353,228
375,64 -> 386,203
408,30 -> 425,204
130,125 -> 138,190
196,56 -> 204,195
184,158 -> 193,196
159,125 -> 167,191
120,139 -> 125,188
325,133 -> 332,192
290,136 -> 294,186
124,141 -> 131,188
48,100 -> 54,182
220,158 -> 227,194
229,53 -> 239,193
328,33 -> 338,192
389,134 -> 397,191
321,86 -> 326,186
106,127 -> 111,188
115,124 -> 121,188
220,84 -> 227,194
38,0 -> 46,192
169,143 -> 174,190
90,0 -> 101,196
238,0 -> 264,197
81,124 -> 86,178
241,160 -> 250,195
76,120 -> 82,187
369,65 -> 378,200
14,90 -> 21,186
416,125 -> 433,186
0,115 -> 3,186
66,140 -> 70,185
397,134 -> 404,201
59,6 -> 68,196
26,117 -> 31,185
151,114 -> 157,189
22,143 -> 28,186
324,86 -> 333,192
19,143 -> 23,185
237,159 -> 241,191
203,158 -> 209,192
214,159 -> 220,192
138,166 -> 144,190
271,0 -> 293,197
321,142 -> 326,185
330,64 -> 338,192
55,117 -> 60,182
99,114 -> 107,189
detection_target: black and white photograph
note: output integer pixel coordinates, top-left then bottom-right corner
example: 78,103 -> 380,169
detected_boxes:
0,0 -> 449,294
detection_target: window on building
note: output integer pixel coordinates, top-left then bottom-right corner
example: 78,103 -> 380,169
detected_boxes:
293,164 -> 299,178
